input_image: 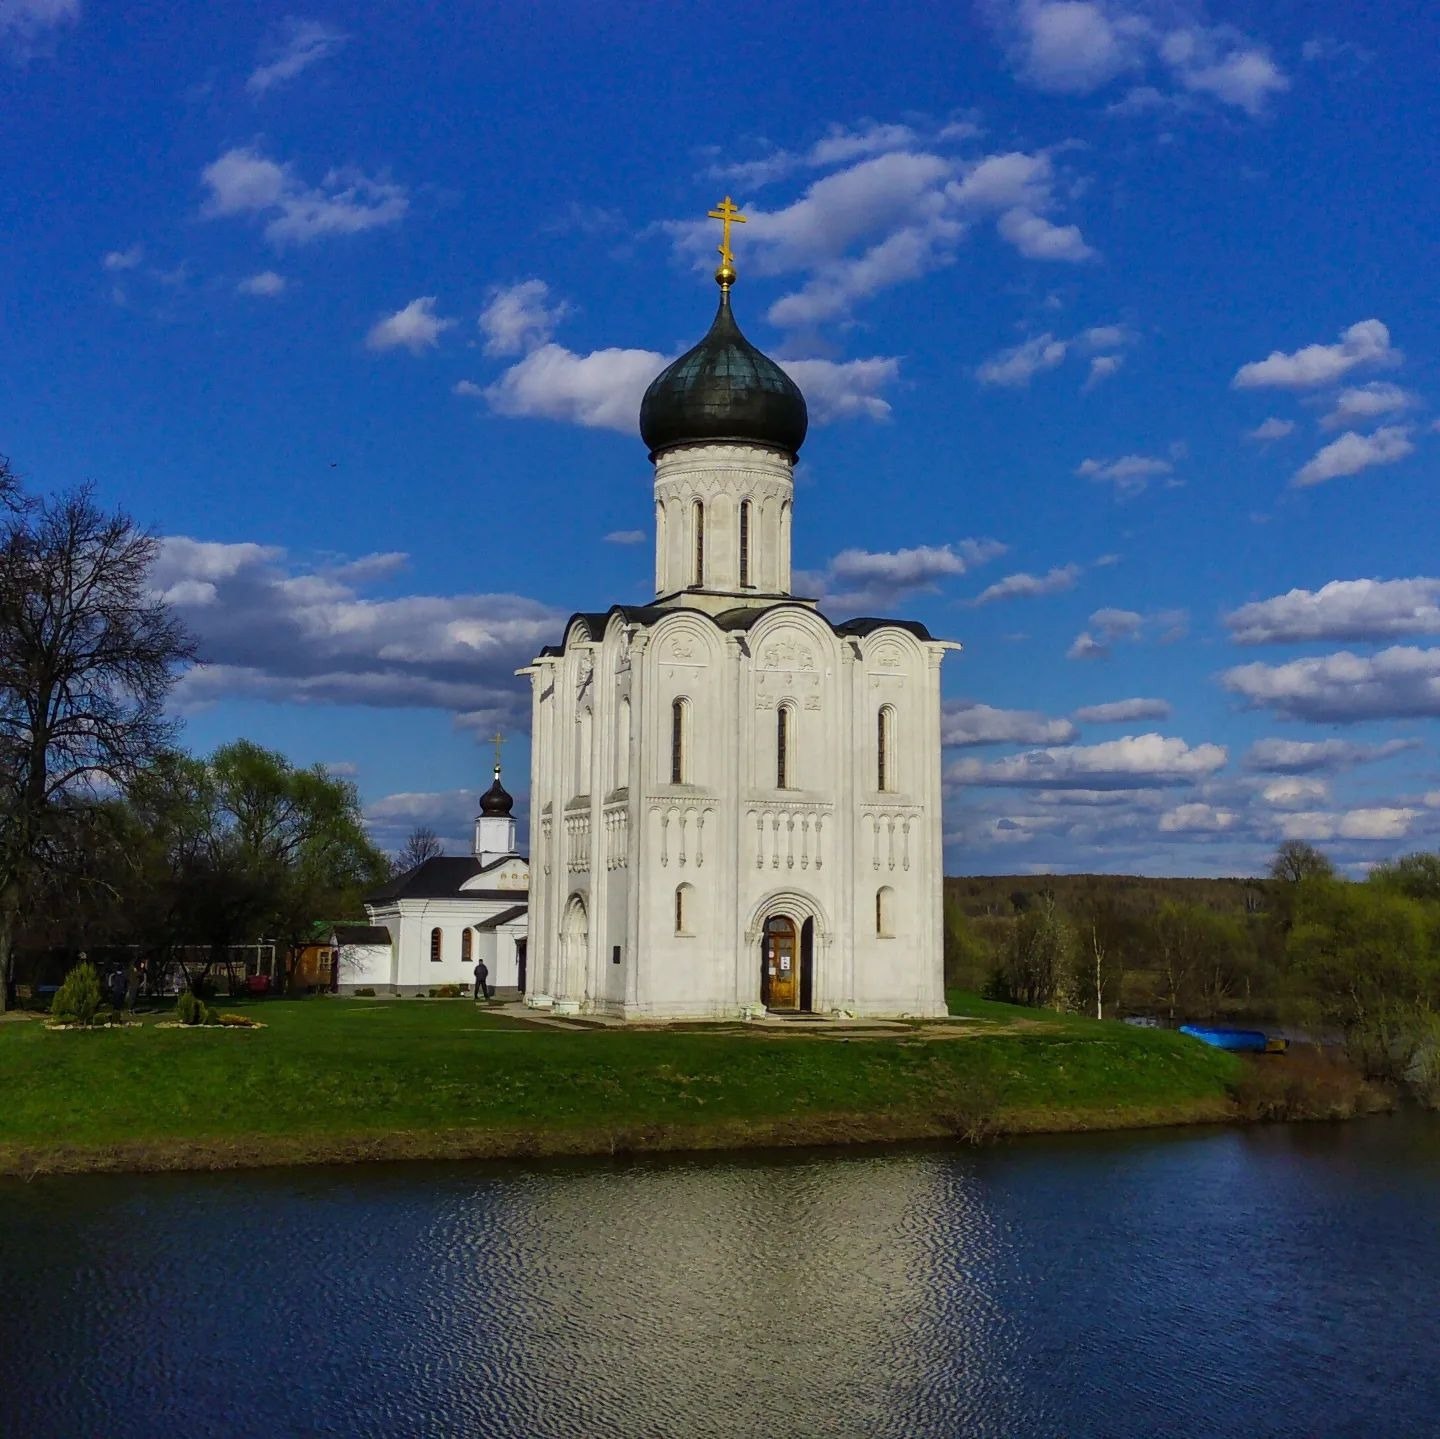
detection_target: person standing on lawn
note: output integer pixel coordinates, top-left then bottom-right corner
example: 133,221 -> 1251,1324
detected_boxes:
473,958 -> 490,1002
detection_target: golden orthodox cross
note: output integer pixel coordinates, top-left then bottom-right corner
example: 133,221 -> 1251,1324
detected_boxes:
490,730 -> 505,772
707,195 -> 747,268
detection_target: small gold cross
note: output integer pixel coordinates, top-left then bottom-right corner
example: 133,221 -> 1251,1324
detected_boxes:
490,730 -> 506,772
707,195 -> 747,268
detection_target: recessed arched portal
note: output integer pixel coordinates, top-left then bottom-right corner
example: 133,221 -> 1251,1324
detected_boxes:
560,893 -> 588,1003
751,891 -> 828,1014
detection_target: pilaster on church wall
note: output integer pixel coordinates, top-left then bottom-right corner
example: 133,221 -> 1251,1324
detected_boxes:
623,627 -> 650,1010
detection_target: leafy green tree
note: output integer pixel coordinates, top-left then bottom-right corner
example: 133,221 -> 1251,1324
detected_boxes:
0,486 -> 193,1010
990,894 -> 1075,1010
1370,851 -> 1440,904
1150,901 -> 1252,1021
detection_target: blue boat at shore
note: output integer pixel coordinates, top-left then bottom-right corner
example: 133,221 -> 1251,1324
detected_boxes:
1179,1025 -> 1288,1054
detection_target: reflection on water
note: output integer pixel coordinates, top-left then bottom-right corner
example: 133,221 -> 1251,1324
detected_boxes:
3,1118 -> 1439,1438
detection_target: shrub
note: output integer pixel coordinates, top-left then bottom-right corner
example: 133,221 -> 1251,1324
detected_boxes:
218,1013 -> 255,1028
176,990 -> 204,1026
354,987 -> 376,997
1231,1051 -> 1389,1122
93,1005 -> 114,1027
51,962 -> 102,1025
203,1004 -> 219,1025
435,983 -> 463,998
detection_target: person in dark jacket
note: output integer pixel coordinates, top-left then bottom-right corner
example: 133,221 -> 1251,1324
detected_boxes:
473,959 -> 490,1002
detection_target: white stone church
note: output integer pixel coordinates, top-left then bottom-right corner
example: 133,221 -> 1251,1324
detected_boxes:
519,233 -> 957,1019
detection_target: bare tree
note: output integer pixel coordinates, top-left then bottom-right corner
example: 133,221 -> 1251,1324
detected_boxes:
0,487 -> 195,1009
393,824 -> 443,875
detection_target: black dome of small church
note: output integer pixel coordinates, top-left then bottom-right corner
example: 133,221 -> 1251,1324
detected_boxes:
479,768 -> 513,817
639,288 -> 808,459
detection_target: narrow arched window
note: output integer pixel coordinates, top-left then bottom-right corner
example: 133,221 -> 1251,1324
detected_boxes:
430,928 -> 442,963
692,500 -> 705,587
776,704 -> 792,789
675,884 -> 689,934
462,929 -> 472,964
876,886 -> 894,937
739,500 -> 751,587
877,706 -> 895,793
671,698 -> 685,784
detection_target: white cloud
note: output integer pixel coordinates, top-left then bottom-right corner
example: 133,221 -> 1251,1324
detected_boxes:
200,146 -> 407,246
1320,382 -> 1417,430
712,120 -> 925,188
1293,425 -> 1414,487
977,333 -> 1068,387
1224,645 -> 1440,722
987,2 -> 1287,116
996,207 -> 1095,262
970,564 -> 1080,606
777,356 -> 901,421
1084,354 -> 1123,389
1232,319 -> 1396,391
1073,697 -> 1171,723
237,270 -> 286,297
1226,578 -> 1440,645
1066,631 -> 1108,662
484,343 -> 666,433
948,733 -> 1227,789
943,701 -> 1077,748
1259,778 -> 1330,809
0,0 -> 78,55
1091,607 -> 1144,639
452,379 -> 485,398
158,537 -> 558,725
603,530 -> 646,545
1278,808 -> 1419,843
1243,738 -> 1418,774
365,297 -> 455,355
478,279 -> 570,357
1247,416 -> 1294,441
804,539 -> 1006,610
247,18 -> 346,95
1159,802 -> 1238,833
103,244 -> 143,272
1077,453 -> 1172,495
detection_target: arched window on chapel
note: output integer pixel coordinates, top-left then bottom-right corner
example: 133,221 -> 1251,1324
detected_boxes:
430,927 -> 442,963
462,929 -> 472,964
692,501 -> 705,587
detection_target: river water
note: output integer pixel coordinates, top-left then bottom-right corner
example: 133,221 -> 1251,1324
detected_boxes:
3,1117 -> 1438,1438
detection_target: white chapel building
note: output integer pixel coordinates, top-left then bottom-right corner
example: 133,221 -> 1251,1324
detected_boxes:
519,221 -> 957,1020
352,766 -> 530,993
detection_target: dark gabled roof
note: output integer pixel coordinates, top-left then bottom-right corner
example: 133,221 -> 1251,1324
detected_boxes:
475,903 -> 528,930
537,602 -> 937,659
332,924 -> 392,946
365,856 -> 483,903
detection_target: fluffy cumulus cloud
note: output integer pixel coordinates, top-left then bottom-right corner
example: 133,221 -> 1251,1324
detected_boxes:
1224,646 -> 1440,722
775,357 -> 901,422
1292,426 -> 1414,488
802,538 -> 1006,610
1158,802 -> 1238,833
667,141 -> 1094,332
481,343 -> 667,433
1242,737 -> 1418,774
1232,319 -> 1396,391
478,279 -> 571,357
969,564 -> 1080,606
237,270 -> 286,297
985,1 -> 1287,116
247,18 -> 346,95
1258,778 -> 1330,808
948,733 -> 1227,789
1072,696 -> 1171,723
364,788 -> 498,856
942,701 -> 1077,748
365,297 -> 454,355
1066,606 -> 1182,661
976,333 -> 1068,387
1076,453 -> 1172,495
200,146 -> 407,246
1321,381 -> 1417,430
1226,578 -> 1440,645
156,538 -> 559,727
1277,808 -> 1420,843
1,0 -> 79,56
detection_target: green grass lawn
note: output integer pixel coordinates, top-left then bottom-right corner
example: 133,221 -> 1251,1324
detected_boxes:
0,993 -> 1243,1170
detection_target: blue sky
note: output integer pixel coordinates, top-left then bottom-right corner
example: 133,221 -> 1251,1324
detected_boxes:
5,0 -> 1440,877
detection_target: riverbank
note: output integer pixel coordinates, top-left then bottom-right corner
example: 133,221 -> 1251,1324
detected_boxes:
0,992 -> 1331,1178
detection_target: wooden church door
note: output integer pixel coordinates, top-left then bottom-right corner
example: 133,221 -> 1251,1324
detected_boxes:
761,916 -> 798,1010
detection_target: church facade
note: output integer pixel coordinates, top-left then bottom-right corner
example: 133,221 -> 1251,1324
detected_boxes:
521,212 -> 957,1020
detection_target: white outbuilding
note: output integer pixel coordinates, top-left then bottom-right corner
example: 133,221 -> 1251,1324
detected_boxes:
519,237 -> 958,1020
